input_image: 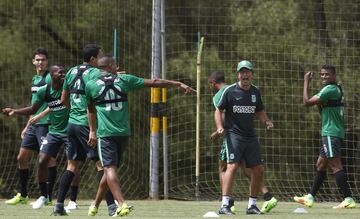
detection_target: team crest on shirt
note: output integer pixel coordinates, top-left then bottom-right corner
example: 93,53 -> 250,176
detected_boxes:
251,95 -> 256,103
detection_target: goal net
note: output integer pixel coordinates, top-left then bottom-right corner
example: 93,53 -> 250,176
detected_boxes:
0,0 -> 359,202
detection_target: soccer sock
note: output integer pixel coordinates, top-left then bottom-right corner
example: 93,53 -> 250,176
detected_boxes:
47,166 -> 57,202
97,169 -> 115,206
263,192 -> 273,201
309,171 -> 326,197
248,196 -> 257,208
335,170 -> 352,198
105,190 -> 115,206
39,182 -> 47,197
69,186 -> 79,202
56,170 -> 75,204
221,195 -> 231,207
19,169 -> 29,197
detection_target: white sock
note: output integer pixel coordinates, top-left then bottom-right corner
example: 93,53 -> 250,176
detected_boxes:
248,197 -> 257,208
221,196 -> 231,207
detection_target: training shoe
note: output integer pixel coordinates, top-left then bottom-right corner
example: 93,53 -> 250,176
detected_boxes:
65,201 -> 78,211
246,205 -> 262,215
332,197 -> 356,209
52,203 -> 68,216
112,203 -> 131,217
261,197 -> 278,213
294,194 -> 314,207
218,205 -> 235,215
88,205 -> 98,216
32,196 -> 48,209
5,193 -> 29,205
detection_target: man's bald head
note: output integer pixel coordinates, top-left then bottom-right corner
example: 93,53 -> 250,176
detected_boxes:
97,55 -> 116,74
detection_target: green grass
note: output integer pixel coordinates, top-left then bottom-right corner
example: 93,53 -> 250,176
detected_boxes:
0,199 -> 359,218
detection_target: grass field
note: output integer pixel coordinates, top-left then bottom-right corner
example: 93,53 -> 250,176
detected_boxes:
0,199 -> 359,219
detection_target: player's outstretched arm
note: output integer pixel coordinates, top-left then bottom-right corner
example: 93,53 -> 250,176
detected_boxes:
2,104 -> 39,116
144,79 -> 196,94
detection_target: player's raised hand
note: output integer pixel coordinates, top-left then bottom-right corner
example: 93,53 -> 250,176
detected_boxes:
87,131 -> 97,148
304,71 -> 313,81
179,83 -> 196,94
2,108 -> 15,116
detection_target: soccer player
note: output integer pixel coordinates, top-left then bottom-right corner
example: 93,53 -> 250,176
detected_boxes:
3,48 -> 58,206
294,64 -> 356,209
85,55 -> 195,217
208,70 -> 278,214
215,60 -> 273,215
3,65 -> 69,209
52,44 -> 115,216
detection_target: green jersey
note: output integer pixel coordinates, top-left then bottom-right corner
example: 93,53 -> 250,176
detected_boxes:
85,72 -> 145,138
31,71 -> 51,124
33,84 -> 69,135
63,65 -> 101,126
316,84 -> 344,138
213,85 -> 229,109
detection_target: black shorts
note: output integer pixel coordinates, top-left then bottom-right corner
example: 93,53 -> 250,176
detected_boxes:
98,136 -> 129,167
21,124 -> 48,152
224,132 -> 263,168
67,123 -> 98,161
40,133 -> 69,158
320,136 -> 342,158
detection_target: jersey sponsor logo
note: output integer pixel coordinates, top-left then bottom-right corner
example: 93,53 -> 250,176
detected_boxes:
233,105 -> 256,114
251,95 -> 256,103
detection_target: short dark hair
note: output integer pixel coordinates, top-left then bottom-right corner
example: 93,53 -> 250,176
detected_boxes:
33,47 -> 49,59
209,70 -> 225,83
83,43 -> 102,62
321,64 -> 336,74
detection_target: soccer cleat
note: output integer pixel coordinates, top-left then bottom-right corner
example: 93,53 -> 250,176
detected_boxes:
112,203 -> 131,217
261,197 -> 278,213
218,205 -> 235,215
65,201 -> 78,210
294,194 -> 314,207
52,203 -> 68,216
88,205 -> 98,216
46,200 -> 53,206
246,205 -> 262,215
32,196 -> 48,209
5,193 -> 29,205
332,197 -> 356,209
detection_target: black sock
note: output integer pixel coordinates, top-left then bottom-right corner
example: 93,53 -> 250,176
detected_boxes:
263,192 -> 273,201
97,170 -> 115,206
69,186 -> 78,202
19,169 -> 29,197
47,166 -> 57,201
105,190 -> 115,206
56,170 -> 75,204
335,170 -> 352,198
310,171 -> 326,196
39,182 -> 47,197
